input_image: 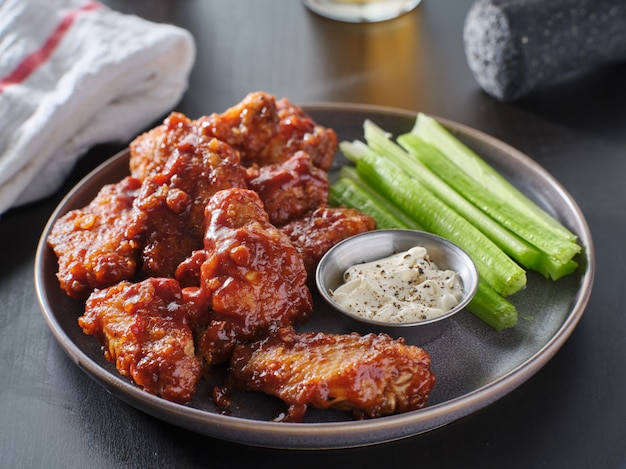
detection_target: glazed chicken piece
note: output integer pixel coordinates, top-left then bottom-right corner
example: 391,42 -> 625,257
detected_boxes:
280,206 -> 377,277
131,139 -> 247,278
181,188 -> 313,365
198,91 -> 338,170
129,111 -> 208,181
79,278 -> 202,404
47,176 -> 143,300
245,151 -> 329,226
271,96 -> 338,171
228,327 -> 436,422
196,91 -> 280,166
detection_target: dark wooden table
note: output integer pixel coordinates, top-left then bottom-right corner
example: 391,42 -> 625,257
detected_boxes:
2,1 -> 625,467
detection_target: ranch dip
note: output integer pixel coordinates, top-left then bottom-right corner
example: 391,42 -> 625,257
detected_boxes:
331,246 -> 463,323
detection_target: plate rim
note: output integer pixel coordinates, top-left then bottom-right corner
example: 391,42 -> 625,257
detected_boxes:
34,102 -> 595,449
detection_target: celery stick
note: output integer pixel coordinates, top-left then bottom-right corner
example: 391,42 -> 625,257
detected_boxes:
330,178 -> 412,230
363,120 -> 543,272
543,257 -> 578,280
468,281 -> 518,331
335,166 -> 424,230
411,113 -> 578,243
399,133 -> 581,264
356,151 -> 527,298
339,140 -> 369,163
337,165 -> 363,181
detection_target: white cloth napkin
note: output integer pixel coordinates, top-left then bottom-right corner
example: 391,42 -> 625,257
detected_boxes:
0,0 -> 196,214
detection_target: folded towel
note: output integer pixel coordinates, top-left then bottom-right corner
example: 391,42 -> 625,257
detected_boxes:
0,0 -> 196,214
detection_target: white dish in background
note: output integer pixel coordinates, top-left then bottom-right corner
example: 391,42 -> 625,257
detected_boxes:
35,104 -> 594,449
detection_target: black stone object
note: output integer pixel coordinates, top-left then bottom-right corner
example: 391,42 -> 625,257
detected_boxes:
463,0 -> 626,101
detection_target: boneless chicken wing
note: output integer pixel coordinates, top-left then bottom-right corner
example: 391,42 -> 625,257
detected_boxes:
198,91 -> 337,170
129,111 -> 208,181
183,188 -> 313,365
245,151 -> 329,226
196,91 -> 280,166
131,139 -> 247,278
47,176 -> 143,300
79,278 -> 202,403
270,96 -> 337,171
280,206 -> 377,277
228,327 -> 436,421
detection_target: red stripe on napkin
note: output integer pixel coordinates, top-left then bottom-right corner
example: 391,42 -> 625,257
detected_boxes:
0,2 -> 101,93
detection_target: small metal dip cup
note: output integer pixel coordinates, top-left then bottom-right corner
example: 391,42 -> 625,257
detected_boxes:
316,229 -> 479,343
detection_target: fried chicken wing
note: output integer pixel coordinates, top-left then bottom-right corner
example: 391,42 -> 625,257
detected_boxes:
47,176 -> 143,300
79,278 -> 202,403
245,151 -> 329,226
198,92 -> 337,170
129,111 -> 207,181
196,91 -> 280,165
186,188 -> 313,364
228,327 -> 436,421
270,96 -> 337,171
280,206 -> 377,277
131,139 -> 247,278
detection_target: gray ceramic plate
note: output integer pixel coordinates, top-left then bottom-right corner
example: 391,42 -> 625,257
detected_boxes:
35,104 -> 594,449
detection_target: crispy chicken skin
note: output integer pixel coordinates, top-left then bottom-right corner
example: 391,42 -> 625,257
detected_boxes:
245,151 -> 329,226
229,327 -> 436,422
280,206 -> 377,277
47,176 -> 143,300
181,188 -> 313,365
79,278 -> 202,403
131,139 -> 247,278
